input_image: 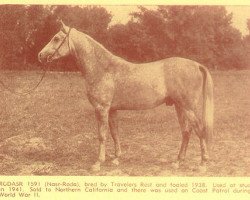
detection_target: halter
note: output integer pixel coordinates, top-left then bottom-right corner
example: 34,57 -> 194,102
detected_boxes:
47,27 -> 72,62
0,28 -> 72,96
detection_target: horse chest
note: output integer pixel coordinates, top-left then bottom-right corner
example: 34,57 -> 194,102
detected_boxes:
85,76 -> 115,107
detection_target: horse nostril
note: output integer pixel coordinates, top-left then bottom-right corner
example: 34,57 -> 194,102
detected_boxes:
38,52 -> 42,63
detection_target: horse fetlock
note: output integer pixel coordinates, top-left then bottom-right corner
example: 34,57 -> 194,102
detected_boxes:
91,161 -> 101,172
111,158 -> 120,166
202,154 -> 209,162
201,147 -> 209,161
98,152 -> 106,163
178,153 -> 186,162
171,161 -> 180,169
98,136 -> 106,143
98,144 -> 106,163
115,148 -> 122,157
198,162 -> 207,173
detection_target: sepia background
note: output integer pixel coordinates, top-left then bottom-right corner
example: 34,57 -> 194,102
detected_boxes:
0,5 -> 249,176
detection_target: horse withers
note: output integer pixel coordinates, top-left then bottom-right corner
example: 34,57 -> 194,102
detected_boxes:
38,21 -> 214,172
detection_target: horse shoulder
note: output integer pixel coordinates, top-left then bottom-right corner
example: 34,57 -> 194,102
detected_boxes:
86,72 -> 115,107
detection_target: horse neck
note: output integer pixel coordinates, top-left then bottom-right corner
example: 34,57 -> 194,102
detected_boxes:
71,29 -> 117,81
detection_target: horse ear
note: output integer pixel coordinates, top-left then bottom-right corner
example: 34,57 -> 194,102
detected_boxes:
60,20 -> 69,33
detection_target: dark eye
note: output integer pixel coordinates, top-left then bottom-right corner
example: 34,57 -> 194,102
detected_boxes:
54,37 -> 59,42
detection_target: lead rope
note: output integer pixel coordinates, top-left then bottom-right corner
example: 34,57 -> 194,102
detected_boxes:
0,63 -> 48,96
0,28 -> 72,96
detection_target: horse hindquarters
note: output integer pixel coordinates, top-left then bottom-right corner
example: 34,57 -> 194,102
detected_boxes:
172,65 -> 213,168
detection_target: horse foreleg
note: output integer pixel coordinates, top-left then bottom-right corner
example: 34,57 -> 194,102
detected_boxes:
109,110 -> 121,165
91,106 -> 109,171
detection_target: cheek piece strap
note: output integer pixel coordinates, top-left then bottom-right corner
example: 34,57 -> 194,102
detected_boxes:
47,27 -> 72,62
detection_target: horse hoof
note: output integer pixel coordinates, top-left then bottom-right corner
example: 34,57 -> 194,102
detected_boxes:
91,162 -> 101,172
111,158 -> 119,166
171,162 -> 180,169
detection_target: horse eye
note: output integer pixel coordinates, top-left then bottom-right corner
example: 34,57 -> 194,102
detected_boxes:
54,37 -> 59,42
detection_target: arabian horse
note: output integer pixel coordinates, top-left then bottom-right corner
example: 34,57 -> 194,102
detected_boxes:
38,22 -> 214,172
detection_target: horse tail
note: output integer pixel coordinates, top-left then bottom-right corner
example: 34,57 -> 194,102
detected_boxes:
199,65 -> 214,147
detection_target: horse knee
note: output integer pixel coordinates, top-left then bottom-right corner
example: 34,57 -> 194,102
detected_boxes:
98,133 -> 106,143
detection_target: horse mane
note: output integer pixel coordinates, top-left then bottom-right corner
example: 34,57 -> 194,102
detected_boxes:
72,28 -> 134,73
77,29 -> 130,67
84,34 -> 113,57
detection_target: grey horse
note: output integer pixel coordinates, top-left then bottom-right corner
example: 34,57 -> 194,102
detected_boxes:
38,22 -> 214,172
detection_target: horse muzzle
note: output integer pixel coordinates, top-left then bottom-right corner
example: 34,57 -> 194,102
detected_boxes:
38,52 -> 53,63
38,52 -> 45,63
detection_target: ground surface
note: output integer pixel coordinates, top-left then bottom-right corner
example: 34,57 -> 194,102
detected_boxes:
0,70 -> 249,176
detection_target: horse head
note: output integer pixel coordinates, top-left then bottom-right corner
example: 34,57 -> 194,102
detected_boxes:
38,21 -> 72,63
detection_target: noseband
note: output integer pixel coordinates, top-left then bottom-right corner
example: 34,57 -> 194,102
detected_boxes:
47,27 -> 72,62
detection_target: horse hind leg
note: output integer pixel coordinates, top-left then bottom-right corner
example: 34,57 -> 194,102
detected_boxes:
173,105 -> 192,169
197,126 -> 209,166
195,125 -> 210,172
187,104 -> 210,167
174,104 -> 209,172
174,104 -> 204,166
109,110 -> 122,165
